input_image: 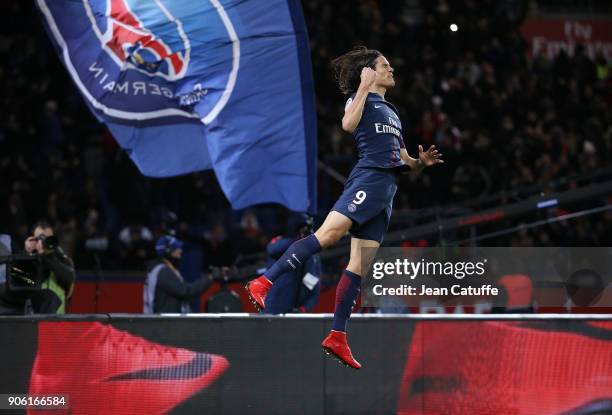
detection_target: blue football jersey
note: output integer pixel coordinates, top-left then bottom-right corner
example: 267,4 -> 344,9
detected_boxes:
346,92 -> 406,169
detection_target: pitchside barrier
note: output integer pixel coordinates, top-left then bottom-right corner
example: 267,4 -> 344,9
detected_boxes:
0,314 -> 610,415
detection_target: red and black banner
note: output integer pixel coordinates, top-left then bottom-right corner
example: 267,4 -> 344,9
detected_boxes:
0,316 -> 610,414
521,18 -> 612,60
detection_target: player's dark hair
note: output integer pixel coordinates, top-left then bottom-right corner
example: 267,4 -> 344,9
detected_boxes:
331,46 -> 381,95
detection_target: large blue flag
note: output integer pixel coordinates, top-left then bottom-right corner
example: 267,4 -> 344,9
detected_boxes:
37,0 -> 317,213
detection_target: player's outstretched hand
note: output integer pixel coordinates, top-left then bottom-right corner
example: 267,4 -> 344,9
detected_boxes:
360,67 -> 377,88
418,145 -> 444,167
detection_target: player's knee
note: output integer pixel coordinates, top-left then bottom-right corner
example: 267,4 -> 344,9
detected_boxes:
315,228 -> 343,248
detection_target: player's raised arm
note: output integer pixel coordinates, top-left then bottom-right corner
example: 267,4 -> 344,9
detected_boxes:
400,145 -> 444,172
341,67 -> 376,133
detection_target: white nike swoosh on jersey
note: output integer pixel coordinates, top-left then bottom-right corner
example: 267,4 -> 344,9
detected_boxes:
374,105 -> 382,108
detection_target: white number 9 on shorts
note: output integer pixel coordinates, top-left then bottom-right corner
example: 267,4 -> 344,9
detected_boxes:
352,190 -> 367,205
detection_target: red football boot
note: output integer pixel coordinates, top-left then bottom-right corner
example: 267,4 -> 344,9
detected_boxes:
28,322 -> 229,415
245,276 -> 272,311
397,321 -> 612,414
321,330 -> 362,370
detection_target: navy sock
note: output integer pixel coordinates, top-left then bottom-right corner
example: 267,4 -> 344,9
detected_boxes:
265,234 -> 322,283
332,270 -> 361,332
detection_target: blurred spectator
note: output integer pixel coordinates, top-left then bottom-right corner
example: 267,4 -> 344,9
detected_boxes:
262,214 -> 321,314
118,224 -> 153,270
143,236 -> 213,313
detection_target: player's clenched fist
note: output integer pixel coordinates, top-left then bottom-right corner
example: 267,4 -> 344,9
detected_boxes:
360,67 -> 377,88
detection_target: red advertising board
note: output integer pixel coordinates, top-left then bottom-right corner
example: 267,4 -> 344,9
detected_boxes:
520,18 -> 612,60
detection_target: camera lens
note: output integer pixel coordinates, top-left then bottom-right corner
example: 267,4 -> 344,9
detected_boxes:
41,235 -> 58,250
44,235 -> 58,249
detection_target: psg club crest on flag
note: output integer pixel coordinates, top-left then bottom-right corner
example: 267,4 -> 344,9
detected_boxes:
97,0 -> 190,80
37,0 -> 237,124
37,0 -> 317,213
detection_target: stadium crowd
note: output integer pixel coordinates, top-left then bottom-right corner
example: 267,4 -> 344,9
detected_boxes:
0,0 -> 610,273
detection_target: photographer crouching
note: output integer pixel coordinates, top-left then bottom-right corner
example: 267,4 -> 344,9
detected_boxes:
21,221 -> 76,313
